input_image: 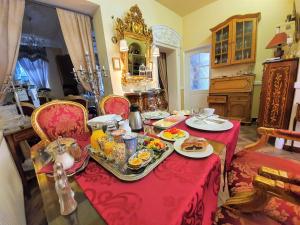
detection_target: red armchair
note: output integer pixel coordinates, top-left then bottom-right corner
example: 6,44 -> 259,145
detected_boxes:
100,95 -> 130,119
214,127 -> 300,225
31,100 -> 89,142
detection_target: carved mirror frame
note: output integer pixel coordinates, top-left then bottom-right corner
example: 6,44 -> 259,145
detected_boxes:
115,5 -> 153,85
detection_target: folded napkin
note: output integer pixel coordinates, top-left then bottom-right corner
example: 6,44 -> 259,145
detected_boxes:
38,147 -> 89,175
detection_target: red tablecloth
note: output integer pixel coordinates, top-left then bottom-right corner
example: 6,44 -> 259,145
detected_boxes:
74,136 -> 221,225
174,119 -> 240,172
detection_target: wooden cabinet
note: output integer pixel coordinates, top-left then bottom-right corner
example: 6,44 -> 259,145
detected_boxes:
208,75 -> 254,123
210,13 -> 260,68
258,59 -> 299,129
227,94 -> 252,121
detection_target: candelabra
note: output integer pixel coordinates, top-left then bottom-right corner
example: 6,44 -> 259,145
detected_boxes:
72,53 -> 107,115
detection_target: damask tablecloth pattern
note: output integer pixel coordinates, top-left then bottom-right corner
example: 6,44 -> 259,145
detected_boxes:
74,136 -> 221,225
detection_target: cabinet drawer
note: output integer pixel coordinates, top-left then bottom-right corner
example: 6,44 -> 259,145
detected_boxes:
229,95 -> 250,102
207,96 -> 227,103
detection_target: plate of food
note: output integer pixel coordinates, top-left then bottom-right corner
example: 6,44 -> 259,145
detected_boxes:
153,115 -> 186,129
143,137 -> 167,152
143,111 -> 170,120
172,110 -> 191,116
158,127 -> 189,141
127,149 -> 153,170
173,137 -> 213,158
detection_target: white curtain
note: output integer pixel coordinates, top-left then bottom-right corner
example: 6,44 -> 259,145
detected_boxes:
0,0 -> 25,103
17,58 -> 50,89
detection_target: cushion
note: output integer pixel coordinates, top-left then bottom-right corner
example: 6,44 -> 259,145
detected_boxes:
103,97 -> 130,119
36,104 -> 86,141
214,207 -> 281,225
228,150 -> 300,224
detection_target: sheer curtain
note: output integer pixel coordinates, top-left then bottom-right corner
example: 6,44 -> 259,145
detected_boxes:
17,58 -> 50,89
0,0 -> 25,102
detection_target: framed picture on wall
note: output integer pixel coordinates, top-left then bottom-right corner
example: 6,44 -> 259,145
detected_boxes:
112,57 -> 121,71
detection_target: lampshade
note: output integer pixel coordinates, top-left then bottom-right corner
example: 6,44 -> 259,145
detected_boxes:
266,32 -> 287,49
152,45 -> 160,57
119,39 -> 128,52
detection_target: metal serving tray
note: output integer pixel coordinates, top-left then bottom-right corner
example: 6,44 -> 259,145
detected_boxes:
89,133 -> 174,181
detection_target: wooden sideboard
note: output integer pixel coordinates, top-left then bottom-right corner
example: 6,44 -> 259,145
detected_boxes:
258,58 -> 299,129
208,75 -> 255,123
124,89 -> 168,112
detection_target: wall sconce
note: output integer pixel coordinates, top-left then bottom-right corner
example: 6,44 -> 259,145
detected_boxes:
152,45 -> 160,57
120,39 -> 129,52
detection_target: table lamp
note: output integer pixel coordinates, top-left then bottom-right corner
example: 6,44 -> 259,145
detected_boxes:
266,32 -> 287,58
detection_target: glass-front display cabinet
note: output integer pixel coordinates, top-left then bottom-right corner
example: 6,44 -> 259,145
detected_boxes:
210,13 -> 260,68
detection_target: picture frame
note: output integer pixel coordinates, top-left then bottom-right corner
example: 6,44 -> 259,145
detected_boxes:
112,57 -> 121,70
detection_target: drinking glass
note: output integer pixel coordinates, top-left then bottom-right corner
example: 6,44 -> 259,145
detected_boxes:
122,133 -> 138,159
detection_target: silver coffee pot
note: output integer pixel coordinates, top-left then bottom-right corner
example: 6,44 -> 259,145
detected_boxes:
128,104 -> 143,131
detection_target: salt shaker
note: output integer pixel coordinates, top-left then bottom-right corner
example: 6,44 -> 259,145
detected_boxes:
54,162 -> 77,215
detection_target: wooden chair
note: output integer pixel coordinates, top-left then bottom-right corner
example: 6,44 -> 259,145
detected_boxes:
31,100 -> 89,142
64,95 -> 88,109
99,95 -> 130,119
215,171 -> 300,225
20,102 -> 35,117
214,127 -> 300,225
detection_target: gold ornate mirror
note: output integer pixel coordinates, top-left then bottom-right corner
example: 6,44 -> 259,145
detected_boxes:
114,5 -> 153,85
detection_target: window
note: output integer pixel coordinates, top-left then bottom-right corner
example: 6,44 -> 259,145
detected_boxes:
189,52 -> 210,91
15,58 -> 50,89
15,61 -> 30,84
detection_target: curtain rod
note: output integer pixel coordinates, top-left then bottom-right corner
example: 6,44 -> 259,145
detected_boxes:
27,0 -> 93,18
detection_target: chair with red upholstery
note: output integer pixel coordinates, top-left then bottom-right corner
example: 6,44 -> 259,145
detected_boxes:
64,95 -> 88,109
31,100 -> 89,142
214,127 -> 300,225
100,95 -> 130,119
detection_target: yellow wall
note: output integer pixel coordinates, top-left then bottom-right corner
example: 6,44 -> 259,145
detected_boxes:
89,0 -> 183,95
183,0 -> 294,117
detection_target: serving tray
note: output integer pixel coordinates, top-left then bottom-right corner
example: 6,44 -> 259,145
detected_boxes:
88,133 -> 174,181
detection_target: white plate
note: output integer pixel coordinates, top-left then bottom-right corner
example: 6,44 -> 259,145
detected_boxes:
88,114 -> 122,126
158,129 -> 189,142
173,138 -> 214,158
185,116 -> 233,131
143,111 -> 170,120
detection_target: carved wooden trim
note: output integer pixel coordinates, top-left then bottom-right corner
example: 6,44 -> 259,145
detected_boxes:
115,5 -> 152,42
152,25 -> 181,48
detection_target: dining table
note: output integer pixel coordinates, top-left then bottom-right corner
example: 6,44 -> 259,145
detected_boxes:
31,116 -> 240,225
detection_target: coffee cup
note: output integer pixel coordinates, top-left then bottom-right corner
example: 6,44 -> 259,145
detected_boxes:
203,108 -> 215,116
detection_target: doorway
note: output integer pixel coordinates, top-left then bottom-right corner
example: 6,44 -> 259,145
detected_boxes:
156,45 -> 181,111
184,46 -> 211,110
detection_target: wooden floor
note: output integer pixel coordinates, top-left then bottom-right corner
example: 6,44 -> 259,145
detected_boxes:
24,124 -> 263,225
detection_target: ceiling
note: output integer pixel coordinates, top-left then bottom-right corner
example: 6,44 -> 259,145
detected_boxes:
22,2 -> 65,48
156,0 -> 218,16
34,0 -> 99,16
